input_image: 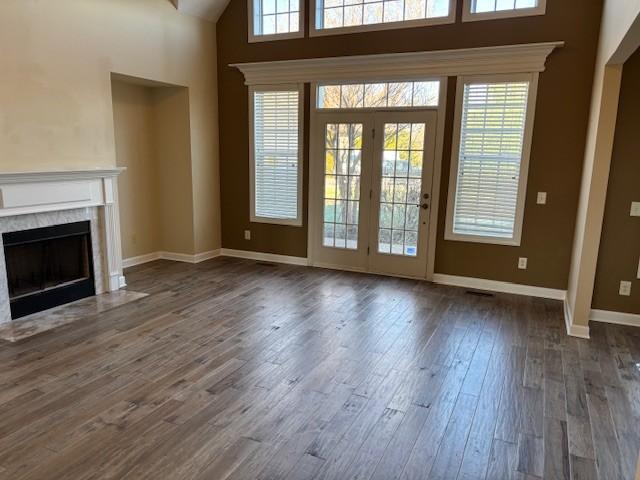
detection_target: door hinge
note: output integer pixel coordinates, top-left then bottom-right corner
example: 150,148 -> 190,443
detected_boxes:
372,128 -> 376,139
367,246 -> 370,255
369,189 -> 372,199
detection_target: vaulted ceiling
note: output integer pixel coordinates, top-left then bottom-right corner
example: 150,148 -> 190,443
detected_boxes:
169,0 -> 231,22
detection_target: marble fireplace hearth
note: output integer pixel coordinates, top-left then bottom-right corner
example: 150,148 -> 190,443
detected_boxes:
0,169 -> 127,326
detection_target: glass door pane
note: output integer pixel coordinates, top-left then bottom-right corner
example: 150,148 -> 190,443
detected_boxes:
323,123 -> 363,250
368,110 -> 436,279
377,122 -> 425,257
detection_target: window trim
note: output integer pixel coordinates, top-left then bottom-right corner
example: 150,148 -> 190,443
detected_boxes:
310,0 -> 456,37
249,84 -> 305,226
444,72 -> 539,246
248,0 -> 305,43
462,0 -> 546,22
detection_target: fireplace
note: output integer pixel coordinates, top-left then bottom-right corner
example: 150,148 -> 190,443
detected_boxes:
3,221 -> 96,319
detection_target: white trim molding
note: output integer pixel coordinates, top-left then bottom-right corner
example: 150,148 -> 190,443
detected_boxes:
123,250 -> 221,268
231,42 -> 563,86
0,168 -> 126,293
590,309 -> 640,328
220,248 -> 309,266
433,273 -> 567,300
564,299 -> 590,339
123,248 -> 308,268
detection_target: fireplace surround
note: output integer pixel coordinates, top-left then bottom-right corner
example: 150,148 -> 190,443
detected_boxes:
0,169 -> 125,324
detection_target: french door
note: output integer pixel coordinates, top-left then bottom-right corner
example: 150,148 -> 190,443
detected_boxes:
310,110 -> 437,279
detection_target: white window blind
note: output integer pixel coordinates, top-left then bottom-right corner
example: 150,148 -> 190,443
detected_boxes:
452,81 -> 530,239
252,88 -> 301,224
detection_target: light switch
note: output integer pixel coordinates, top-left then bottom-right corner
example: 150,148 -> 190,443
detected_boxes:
536,192 -> 547,205
630,202 -> 640,217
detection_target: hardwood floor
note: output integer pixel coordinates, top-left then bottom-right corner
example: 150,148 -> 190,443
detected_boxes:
0,257 -> 639,479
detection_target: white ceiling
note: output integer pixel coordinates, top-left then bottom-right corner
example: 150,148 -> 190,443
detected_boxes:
170,0 -> 231,22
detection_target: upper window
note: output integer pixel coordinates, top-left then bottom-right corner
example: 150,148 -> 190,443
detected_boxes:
445,74 -> 538,245
250,86 -> 303,225
463,0 -> 546,21
249,0 -> 304,41
317,81 -> 440,109
312,0 -> 454,35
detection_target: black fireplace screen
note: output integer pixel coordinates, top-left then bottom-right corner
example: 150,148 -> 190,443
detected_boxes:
3,221 -> 95,319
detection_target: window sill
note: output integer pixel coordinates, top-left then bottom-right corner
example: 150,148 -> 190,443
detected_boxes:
251,216 -> 303,227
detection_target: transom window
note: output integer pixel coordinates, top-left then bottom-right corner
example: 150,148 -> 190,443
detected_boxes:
250,0 -> 303,41
317,81 -> 440,109
313,0 -> 453,34
445,74 -> 538,245
463,0 -> 545,20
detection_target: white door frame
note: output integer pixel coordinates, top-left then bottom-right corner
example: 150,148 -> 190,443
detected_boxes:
308,78 -> 449,281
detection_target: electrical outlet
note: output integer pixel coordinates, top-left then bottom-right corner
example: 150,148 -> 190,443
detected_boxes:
536,192 -> 547,205
244,230 -> 251,240
619,281 -> 632,296
518,257 -> 528,270
630,202 -> 640,217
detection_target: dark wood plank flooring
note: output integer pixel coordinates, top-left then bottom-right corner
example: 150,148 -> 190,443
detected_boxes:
0,258 -> 639,480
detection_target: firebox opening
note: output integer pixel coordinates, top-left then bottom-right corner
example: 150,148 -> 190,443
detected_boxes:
3,221 -> 96,319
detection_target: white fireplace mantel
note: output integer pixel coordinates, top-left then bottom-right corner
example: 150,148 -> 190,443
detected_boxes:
0,168 -> 126,295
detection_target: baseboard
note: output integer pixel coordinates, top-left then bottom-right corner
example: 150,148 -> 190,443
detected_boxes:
220,248 -> 308,266
590,309 -> 640,327
122,252 -> 162,268
123,249 -> 221,268
432,274 -> 567,301
563,299 -> 590,339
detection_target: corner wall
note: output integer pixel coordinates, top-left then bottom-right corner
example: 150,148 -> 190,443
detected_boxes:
565,1 -> 640,334
592,47 -> 640,315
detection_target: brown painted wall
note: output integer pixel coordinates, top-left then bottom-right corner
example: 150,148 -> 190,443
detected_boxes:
592,48 -> 640,314
217,0 -> 602,288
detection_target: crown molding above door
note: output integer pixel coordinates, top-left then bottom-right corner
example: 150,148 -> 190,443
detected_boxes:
231,42 -> 564,85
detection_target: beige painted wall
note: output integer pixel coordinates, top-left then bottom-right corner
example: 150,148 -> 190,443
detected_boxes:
566,0 -> 640,329
112,80 -> 196,258
112,82 -> 161,260
0,0 -> 221,255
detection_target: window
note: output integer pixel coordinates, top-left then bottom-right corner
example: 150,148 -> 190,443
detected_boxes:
249,0 -> 304,41
445,74 -> 538,245
250,85 -> 303,225
312,0 -> 454,35
463,0 -> 546,21
317,81 -> 440,109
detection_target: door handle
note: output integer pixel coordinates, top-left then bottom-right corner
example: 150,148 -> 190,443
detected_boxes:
418,203 -> 429,210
